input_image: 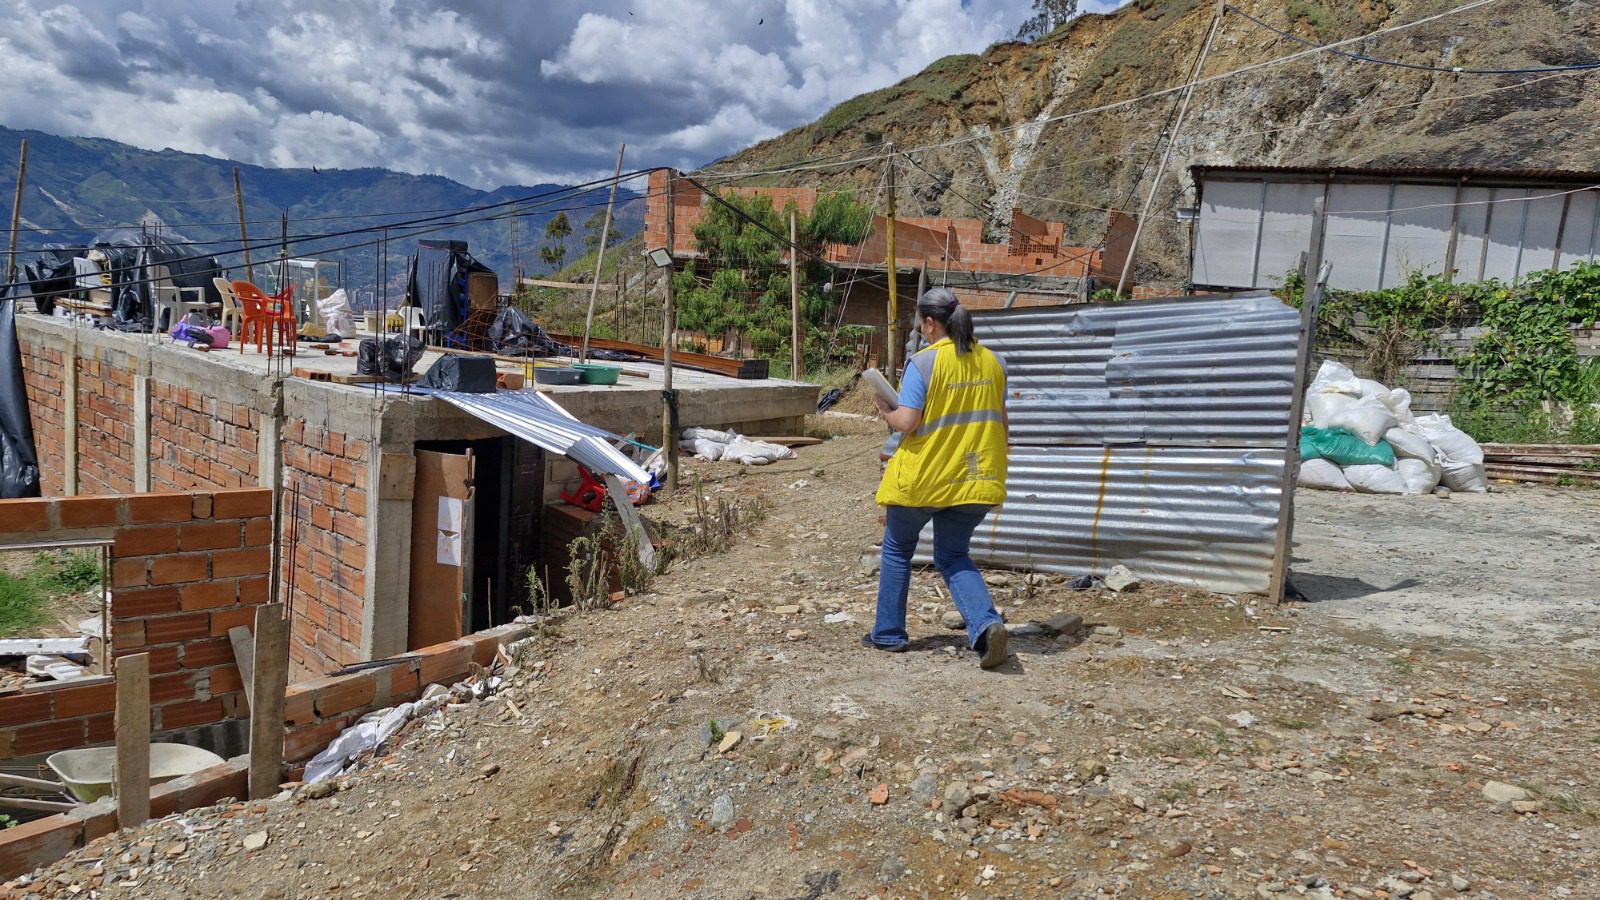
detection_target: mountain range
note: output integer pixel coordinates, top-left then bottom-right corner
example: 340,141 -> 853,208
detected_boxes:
0,126 -> 643,306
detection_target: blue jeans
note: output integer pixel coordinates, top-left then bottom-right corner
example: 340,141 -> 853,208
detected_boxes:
870,504 -> 1002,650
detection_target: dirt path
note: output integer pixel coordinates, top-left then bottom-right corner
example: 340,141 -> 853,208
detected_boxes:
9,434 -> 1600,899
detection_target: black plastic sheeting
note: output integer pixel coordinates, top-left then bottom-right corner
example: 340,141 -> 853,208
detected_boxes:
405,240 -> 495,345
0,286 -> 41,498
357,335 -> 425,380
22,231 -> 224,328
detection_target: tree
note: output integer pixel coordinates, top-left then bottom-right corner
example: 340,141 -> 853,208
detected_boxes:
582,211 -> 622,254
539,212 -> 572,271
674,190 -> 872,364
1015,0 -> 1077,42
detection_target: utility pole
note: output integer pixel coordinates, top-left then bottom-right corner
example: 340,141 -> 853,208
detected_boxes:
661,171 -> 679,493
790,210 -> 802,380
1115,0 -> 1227,298
233,167 -> 253,282
884,143 -> 899,384
581,143 -> 626,362
6,138 -> 28,287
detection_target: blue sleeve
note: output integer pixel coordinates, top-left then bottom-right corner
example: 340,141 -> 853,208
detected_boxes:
898,358 -> 928,410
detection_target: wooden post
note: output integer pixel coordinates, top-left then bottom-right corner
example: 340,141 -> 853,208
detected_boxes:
247,604 -> 289,800
233,167 -> 253,282
1115,0 -> 1227,298
114,652 -> 151,827
6,138 -> 26,286
662,171 -> 679,493
884,144 -> 898,385
1268,197 -> 1330,605
581,144 -> 626,362
789,210 -> 802,380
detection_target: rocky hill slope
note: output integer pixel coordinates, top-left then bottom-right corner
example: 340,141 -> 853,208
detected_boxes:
714,0 -> 1600,288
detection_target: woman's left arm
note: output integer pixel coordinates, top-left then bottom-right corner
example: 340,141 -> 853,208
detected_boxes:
875,395 -> 923,433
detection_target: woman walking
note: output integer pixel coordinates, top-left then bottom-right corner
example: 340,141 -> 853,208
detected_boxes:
866,288 -> 1011,669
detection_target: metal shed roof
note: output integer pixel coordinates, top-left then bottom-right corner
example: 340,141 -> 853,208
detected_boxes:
1192,164 -> 1600,186
426,389 -> 651,484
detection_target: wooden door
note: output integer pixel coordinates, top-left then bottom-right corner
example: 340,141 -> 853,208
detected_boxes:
408,449 -> 474,649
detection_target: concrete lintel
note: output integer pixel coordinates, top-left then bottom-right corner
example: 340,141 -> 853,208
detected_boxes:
132,352 -> 152,492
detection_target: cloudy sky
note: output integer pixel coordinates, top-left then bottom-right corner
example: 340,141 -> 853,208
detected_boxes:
0,0 -> 1123,189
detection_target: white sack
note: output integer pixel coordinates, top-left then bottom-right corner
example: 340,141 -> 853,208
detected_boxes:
1297,458 -> 1352,491
1306,360 -> 1364,427
682,427 -> 734,443
1397,457 -> 1442,494
317,288 -> 356,338
1324,400 -> 1398,446
1358,378 -> 1390,398
679,438 -> 724,461
1384,426 -> 1436,462
1413,413 -> 1484,464
1442,461 -> 1489,493
1378,387 -> 1417,426
722,437 -> 796,465
1344,463 -> 1408,494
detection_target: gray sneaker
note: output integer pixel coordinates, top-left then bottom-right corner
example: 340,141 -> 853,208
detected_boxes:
978,623 -> 1009,670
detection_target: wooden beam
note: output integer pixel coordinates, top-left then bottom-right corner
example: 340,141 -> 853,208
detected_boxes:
114,652 -> 151,827
517,278 -> 615,292
247,604 -> 289,800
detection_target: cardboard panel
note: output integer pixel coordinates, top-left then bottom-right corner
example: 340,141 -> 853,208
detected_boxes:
408,450 -> 472,649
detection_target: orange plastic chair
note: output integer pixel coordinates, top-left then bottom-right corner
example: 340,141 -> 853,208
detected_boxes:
231,281 -> 296,355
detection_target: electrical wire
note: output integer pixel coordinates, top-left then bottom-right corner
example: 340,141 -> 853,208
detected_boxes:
1227,4 -> 1600,75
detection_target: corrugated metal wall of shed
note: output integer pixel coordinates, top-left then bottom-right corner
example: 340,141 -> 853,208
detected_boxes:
914,294 -> 1301,594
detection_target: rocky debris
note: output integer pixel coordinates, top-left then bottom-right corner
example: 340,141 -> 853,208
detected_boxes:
941,610 -> 966,630
1103,565 -> 1140,593
772,604 -> 801,615
718,730 -> 743,753
909,772 -> 938,804
241,830 -> 269,852
1041,611 -> 1084,635
944,780 -> 973,812
868,783 -> 889,805
1481,780 -> 1530,803
710,793 -> 736,829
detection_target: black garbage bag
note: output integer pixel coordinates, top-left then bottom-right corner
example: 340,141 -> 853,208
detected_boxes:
486,306 -> 548,356
357,335 -> 426,380
0,287 -> 41,498
419,354 -> 497,392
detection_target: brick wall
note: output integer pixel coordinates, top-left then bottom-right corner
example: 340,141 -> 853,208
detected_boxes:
281,417 -> 369,671
149,382 -> 261,491
0,489 -> 272,762
16,334 -> 66,496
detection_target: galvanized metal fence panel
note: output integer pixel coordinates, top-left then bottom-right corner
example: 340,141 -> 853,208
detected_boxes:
913,293 -> 1300,594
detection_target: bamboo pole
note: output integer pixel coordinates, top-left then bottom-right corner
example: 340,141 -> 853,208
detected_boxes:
884,144 -> 898,384
1114,1 -> 1226,297
790,210 -> 802,380
581,144 -> 626,362
234,167 -> 253,282
6,138 -> 27,286
662,171 -> 679,493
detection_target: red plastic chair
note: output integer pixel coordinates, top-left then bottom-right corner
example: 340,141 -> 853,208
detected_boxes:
231,281 -> 296,355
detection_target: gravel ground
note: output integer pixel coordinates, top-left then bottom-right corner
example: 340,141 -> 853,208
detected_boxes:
7,432 -> 1599,900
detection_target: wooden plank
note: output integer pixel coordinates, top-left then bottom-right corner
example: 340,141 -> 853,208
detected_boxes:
229,625 -> 256,710
517,278 -> 610,291
0,797 -> 78,814
248,604 -> 289,801
114,651 -> 151,827
329,373 -> 385,385
545,331 -> 765,380
409,451 -> 472,649
0,772 -> 67,792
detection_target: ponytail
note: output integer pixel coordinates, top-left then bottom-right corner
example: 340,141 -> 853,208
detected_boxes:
946,305 -> 974,354
915,286 -> 977,354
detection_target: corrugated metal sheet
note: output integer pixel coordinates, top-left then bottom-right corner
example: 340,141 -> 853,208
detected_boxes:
914,294 -> 1299,594
983,294 -> 1298,446
427,389 -> 651,484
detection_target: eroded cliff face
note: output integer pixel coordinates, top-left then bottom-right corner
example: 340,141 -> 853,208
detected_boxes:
717,0 -> 1600,287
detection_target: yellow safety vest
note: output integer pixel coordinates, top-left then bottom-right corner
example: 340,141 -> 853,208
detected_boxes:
876,338 -> 1008,508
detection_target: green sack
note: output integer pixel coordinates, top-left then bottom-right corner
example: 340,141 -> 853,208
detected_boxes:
1299,427 -> 1396,467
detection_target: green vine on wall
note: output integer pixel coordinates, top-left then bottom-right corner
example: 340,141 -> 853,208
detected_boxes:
1278,261 -> 1600,442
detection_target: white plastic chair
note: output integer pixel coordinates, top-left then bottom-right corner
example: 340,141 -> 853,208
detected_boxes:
151,265 -> 207,331
400,306 -> 428,343
213,277 -> 244,337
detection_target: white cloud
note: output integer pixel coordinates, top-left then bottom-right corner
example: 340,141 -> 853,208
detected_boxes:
0,0 -> 1063,187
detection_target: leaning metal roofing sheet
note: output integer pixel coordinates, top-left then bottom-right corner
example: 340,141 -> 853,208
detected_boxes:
426,389 -> 651,484
1192,164 -> 1600,185
982,294 -> 1298,447
914,293 -> 1301,594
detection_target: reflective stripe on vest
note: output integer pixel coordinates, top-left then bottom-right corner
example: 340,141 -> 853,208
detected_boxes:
875,339 -> 1008,509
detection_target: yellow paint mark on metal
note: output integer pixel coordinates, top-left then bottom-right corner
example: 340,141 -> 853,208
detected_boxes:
1087,446 -> 1113,570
